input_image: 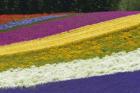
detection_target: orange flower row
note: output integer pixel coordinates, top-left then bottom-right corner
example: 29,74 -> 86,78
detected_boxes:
0,14 -> 53,24
0,13 -> 73,24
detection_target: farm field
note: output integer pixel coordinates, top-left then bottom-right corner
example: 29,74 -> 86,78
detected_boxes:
1,11 -> 140,93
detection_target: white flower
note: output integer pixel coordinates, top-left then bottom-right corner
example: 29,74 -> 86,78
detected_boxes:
1,48 -> 140,88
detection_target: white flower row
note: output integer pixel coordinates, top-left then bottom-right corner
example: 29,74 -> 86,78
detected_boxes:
1,48 -> 140,88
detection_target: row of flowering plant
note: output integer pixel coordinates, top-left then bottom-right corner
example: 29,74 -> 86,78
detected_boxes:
0,14 -> 49,24
0,15 -> 66,30
0,47 -> 140,88
0,12 -> 138,45
0,19 -> 140,72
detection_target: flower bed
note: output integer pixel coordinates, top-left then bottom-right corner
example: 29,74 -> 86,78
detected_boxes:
0,13 -> 69,24
0,48 -> 140,88
0,16 -> 140,72
0,11 -> 139,45
1,12 -> 140,93
0,15 -> 66,30
0,14 -> 49,24
1,70 -> 140,93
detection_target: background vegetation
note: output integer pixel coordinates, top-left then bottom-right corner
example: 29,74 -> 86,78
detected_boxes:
118,0 -> 140,11
0,0 -> 140,14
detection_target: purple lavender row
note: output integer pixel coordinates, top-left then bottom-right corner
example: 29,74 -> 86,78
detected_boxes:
1,70 -> 140,93
0,11 -> 139,45
0,15 -> 66,30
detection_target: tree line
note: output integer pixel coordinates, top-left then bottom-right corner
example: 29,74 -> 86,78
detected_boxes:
0,0 -> 120,14
1,0 -> 140,14
118,0 -> 140,10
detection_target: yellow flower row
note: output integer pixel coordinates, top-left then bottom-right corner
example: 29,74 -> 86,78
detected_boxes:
0,13 -> 140,56
0,25 -> 140,72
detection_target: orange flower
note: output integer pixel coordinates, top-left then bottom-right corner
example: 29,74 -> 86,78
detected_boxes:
0,14 -> 49,24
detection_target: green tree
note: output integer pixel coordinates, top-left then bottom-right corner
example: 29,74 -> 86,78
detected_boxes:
18,0 -> 29,14
118,0 -> 140,10
0,0 -> 4,13
0,0 -> 9,13
6,0 -> 20,13
71,0 -> 118,12
27,0 -> 40,13
38,0 -> 44,13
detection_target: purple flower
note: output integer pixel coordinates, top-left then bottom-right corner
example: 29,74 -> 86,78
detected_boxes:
0,15 -> 65,30
0,11 -> 139,45
1,70 -> 140,93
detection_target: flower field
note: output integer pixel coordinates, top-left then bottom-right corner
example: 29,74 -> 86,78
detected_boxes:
0,11 -> 139,45
0,15 -> 66,30
1,11 -> 140,93
0,14 -> 48,24
0,13 -> 75,32
0,13 -> 72,24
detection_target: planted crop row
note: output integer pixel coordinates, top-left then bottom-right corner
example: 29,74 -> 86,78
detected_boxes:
0,11 -> 139,45
1,47 -> 140,88
0,15 -> 66,30
0,14 -> 49,24
1,70 -> 140,93
0,20 -> 140,72
0,13 -> 69,24
0,13 -> 140,56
